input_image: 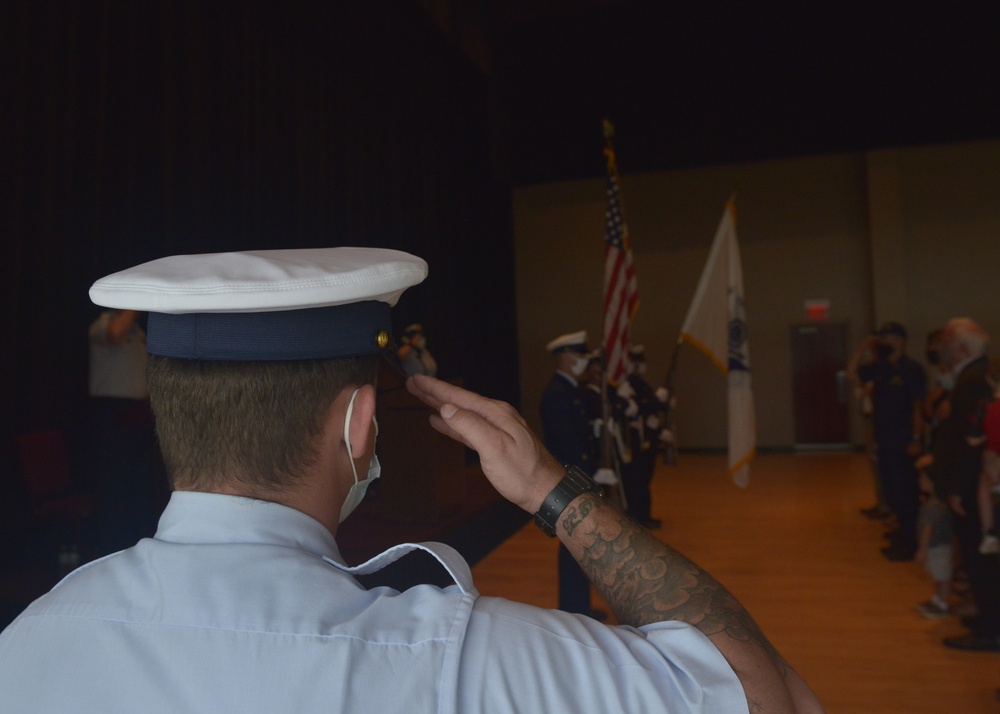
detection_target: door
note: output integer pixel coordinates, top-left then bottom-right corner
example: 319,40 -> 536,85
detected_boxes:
790,322 -> 850,446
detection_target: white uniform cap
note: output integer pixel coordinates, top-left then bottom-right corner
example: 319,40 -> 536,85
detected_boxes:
545,330 -> 588,354
89,247 -> 428,361
629,344 -> 646,357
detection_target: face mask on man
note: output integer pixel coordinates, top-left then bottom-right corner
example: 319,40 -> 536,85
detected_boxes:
339,388 -> 380,523
569,354 -> 588,377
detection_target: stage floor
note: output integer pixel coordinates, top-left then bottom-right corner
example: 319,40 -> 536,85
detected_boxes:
471,452 -> 1000,714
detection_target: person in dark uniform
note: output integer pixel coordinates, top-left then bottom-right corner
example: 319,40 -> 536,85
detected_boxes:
540,331 -> 604,620
578,353 -> 608,466
850,321 -> 927,561
578,351 -> 629,490
622,345 -> 663,529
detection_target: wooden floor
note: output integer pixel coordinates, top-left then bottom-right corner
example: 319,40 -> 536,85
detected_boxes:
470,452 -> 1000,714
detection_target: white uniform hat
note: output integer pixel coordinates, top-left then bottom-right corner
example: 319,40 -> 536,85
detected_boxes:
89,247 -> 428,361
545,330 -> 588,354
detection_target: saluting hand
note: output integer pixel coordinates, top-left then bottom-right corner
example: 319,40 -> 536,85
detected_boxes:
406,374 -> 562,514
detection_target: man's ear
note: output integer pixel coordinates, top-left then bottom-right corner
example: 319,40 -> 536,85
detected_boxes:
346,384 -> 377,454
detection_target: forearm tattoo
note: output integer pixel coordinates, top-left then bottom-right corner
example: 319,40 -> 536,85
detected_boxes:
561,497 -> 595,536
562,495 -> 787,678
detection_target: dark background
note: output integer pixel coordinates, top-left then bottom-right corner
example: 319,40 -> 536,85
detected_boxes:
2,0 -> 997,563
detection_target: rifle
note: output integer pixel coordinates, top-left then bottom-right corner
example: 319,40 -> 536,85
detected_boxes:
597,349 -> 628,510
659,344 -> 680,465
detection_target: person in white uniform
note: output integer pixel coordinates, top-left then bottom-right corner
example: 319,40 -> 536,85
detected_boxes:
0,248 -> 823,714
397,322 -> 438,377
87,308 -> 163,553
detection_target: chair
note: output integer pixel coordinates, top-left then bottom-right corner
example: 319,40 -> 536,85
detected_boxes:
14,429 -> 95,558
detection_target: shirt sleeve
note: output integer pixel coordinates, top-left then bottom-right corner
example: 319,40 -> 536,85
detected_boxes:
457,597 -> 748,713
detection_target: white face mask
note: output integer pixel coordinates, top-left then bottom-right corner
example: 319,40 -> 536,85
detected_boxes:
339,388 -> 380,523
569,354 -> 587,377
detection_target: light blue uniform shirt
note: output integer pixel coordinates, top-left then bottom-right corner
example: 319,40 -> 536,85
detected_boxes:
0,492 -> 746,712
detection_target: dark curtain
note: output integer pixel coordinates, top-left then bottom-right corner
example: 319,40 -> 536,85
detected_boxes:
1,1 -> 517,558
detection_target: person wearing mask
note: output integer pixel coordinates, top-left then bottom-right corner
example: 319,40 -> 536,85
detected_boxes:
849,322 -> 926,561
0,248 -> 823,713
621,344 -> 664,528
540,331 -> 606,619
397,323 -> 438,377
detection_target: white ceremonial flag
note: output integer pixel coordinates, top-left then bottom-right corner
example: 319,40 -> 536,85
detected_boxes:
679,199 -> 756,487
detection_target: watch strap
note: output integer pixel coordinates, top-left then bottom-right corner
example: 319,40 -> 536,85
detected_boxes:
533,465 -> 604,537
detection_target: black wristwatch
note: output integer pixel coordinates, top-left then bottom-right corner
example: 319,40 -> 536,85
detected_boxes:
534,465 -> 605,537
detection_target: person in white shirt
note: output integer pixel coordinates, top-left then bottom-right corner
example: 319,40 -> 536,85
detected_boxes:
88,308 -> 162,553
0,247 -> 823,713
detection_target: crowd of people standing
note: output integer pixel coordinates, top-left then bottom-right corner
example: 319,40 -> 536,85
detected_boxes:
851,317 -> 1000,652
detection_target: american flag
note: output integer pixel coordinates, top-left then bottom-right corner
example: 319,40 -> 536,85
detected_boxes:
603,172 -> 639,385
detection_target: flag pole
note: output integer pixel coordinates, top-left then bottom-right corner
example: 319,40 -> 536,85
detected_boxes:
603,119 -> 616,173
602,119 -> 627,226
600,117 -> 640,388
598,118 -> 633,509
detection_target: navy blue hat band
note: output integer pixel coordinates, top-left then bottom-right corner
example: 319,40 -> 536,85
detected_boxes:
552,344 -> 588,355
147,301 -> 392,361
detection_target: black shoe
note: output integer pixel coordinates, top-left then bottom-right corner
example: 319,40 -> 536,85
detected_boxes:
861,505 -> 890,520
961,615 -> 982,630
943,633 -> 1000,651
881,544 -> 916,561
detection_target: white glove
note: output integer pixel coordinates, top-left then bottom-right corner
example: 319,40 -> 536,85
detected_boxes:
593,467 -> 619,486
590,419 -> 603,437
646,415 -> 660,430
616,381 -> 635,400
655,387 -> 669,403
659,429 -> 675,443
624,399 -> 639,418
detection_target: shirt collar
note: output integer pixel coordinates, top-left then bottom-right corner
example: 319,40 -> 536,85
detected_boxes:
556,370 -> 578,387
952,353 -> 982,379
155,491 -> 345,564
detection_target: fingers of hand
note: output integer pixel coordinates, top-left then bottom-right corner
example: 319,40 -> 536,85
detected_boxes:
427,413 -> 471,448
436,402 -> 511,455
408,375 -> 525,429
406,374 -> 447,410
